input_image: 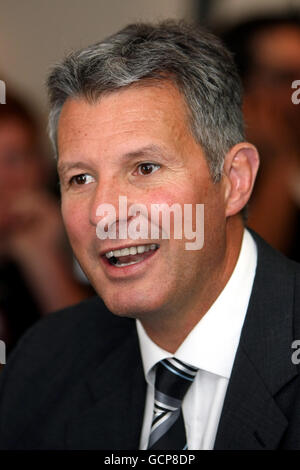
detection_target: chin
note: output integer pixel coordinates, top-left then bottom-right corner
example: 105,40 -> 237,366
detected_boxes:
100,290 -> 166,319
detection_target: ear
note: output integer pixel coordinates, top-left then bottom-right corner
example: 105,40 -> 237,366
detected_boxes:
223,143 -> 260,217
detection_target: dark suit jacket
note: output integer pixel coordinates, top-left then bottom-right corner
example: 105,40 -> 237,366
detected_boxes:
0,231 -> 300,450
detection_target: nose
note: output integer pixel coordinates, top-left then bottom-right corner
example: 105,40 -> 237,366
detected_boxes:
89,175 -> 135,230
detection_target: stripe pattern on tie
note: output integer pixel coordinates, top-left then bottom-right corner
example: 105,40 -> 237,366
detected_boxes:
147,358 -> 198,450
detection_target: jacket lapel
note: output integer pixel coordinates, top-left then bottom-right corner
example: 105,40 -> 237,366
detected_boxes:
65,327 -> 146,449
214,347 -> 289,449
214,232 -> 298,449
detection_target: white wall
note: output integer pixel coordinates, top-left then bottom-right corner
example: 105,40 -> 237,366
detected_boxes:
0,0 -> 195,117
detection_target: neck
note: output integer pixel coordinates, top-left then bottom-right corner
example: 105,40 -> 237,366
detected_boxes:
140,217 -> 245,353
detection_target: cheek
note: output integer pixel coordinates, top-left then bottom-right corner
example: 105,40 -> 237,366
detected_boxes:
145,183 -> 214,220
143,186 -> 197,207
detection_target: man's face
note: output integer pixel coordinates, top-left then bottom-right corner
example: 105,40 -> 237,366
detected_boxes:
57,82 -> 227,320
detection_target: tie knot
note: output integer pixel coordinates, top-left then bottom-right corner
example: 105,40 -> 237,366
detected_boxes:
155,358 -> 198,404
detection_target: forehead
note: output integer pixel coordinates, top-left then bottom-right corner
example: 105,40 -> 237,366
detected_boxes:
57,81 -> 196,159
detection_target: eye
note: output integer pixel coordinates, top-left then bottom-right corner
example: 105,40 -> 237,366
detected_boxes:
69,173 -> 95,186
136,163 -> 160,176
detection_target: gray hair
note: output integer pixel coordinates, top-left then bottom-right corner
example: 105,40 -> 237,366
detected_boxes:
47,20 -> 245,181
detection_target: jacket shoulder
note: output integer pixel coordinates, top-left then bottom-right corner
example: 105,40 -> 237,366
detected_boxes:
250,228 -> 300,274
0,296 -> 136,448
7,295 -> 133,362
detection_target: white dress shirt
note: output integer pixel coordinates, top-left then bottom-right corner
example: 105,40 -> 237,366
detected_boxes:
136,228 -> 257,450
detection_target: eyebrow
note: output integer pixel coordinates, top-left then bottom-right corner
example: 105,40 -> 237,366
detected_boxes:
121,144 -> 166,160
57,161 -> 95,179
57,144 -> 169,176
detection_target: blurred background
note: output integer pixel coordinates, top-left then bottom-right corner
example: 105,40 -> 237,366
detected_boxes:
0,0 -> 300,356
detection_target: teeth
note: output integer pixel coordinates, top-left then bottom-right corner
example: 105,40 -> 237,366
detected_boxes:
114,259 -> 142,268
105,244 -> 158,259
129,247 -> 137,255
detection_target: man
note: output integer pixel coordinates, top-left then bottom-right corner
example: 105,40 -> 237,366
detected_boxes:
0,20 -> 299,450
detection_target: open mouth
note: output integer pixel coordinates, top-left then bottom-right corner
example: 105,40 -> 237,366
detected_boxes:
103,243 -> 159,268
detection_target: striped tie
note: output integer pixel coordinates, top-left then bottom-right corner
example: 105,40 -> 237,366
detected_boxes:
147,357 -> 198,450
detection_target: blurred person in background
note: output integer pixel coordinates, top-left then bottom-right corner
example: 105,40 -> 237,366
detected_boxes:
221,13 -> 300,261
0,91 -> 92,354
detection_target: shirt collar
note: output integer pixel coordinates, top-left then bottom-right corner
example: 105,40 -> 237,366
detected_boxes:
136,228 -> 257,383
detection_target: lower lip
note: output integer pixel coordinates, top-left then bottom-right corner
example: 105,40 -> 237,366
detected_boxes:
100,248 -> 159,279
